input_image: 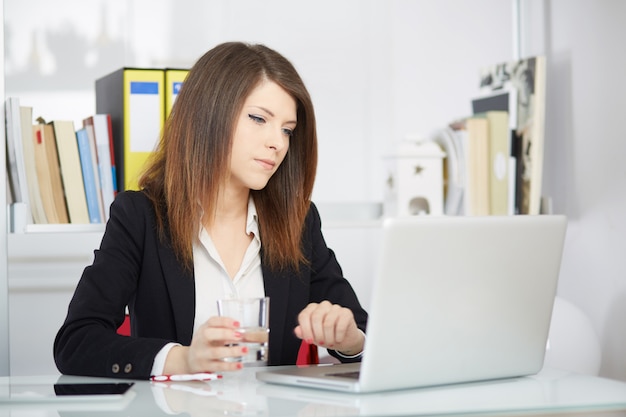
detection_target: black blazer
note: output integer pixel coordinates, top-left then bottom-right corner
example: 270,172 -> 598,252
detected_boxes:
54,191 -> 368,379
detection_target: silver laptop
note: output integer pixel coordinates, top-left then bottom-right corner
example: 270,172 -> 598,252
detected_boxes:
257,215 -> 568,393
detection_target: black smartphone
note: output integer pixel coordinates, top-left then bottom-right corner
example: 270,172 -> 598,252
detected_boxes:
54,382 -> 135,397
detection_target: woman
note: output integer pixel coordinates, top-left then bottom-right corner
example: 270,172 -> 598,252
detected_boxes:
54,42 -> 368,379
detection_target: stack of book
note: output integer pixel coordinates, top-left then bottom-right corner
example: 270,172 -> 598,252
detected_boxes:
434,55 -> 546,216
5,97 -> 117,228
4,66 -> 189,231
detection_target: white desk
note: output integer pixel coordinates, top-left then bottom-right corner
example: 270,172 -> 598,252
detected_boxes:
2,367 -> 626,417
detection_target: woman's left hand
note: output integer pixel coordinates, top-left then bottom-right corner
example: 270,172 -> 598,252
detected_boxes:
294,301 -> 365,356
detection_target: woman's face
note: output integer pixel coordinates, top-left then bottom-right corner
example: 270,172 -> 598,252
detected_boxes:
228,80 -> 297,192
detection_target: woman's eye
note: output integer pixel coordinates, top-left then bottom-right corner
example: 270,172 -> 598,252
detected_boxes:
282,128 -> 294,137
248,114 -> 265,124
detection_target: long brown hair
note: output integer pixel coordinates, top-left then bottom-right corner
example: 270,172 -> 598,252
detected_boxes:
139,42 -> 318,272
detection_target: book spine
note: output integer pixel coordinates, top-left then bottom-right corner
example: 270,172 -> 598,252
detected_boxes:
91,114 -> 116,220
76,128 -> 101,224
105,114 -> 118,194
5,98 -> 32,223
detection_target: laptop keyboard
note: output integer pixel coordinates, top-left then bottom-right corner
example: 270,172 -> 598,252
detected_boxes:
326,371 -> 361,380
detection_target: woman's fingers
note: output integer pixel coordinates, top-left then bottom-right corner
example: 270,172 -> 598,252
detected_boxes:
190,344 -> 248,371
185,316 -> 248,373
206,316 -> 240,330
296,301 -> 357,349
200,325 -> 242,346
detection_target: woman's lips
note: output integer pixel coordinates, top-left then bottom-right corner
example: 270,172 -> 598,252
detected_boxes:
256,159 -> 276,170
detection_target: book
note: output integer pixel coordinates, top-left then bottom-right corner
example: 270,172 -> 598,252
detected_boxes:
76,127 -> 103,224
52,120 -> 90,224
472,91 -> 518,214
32,123 -> 61,224
484,111 -> 510,216
164,68 -> 188,118
5,97 -> 31,222
104,113 -> 118,194
9,202 -> 28,233
38,121 -> 69,223
450,121 -> 470,215
95,68 -> 165,191
448,119 -> 473,216
464,116 -> 490,216
86,114 -> 116,220
82,117 -> 106,221
472,90 -> 517,125
432,126 -> 465,216
479,56 -> 547,214
19,105 -> 47,224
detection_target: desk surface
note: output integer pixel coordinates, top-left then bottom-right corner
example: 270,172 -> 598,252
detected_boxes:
1,367 -> 626,417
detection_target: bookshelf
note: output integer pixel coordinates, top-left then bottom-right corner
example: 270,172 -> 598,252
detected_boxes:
0,0 -> 108,375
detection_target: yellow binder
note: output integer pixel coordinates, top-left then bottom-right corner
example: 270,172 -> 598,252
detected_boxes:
96,68 -> 165,191
164,68 -> 188,118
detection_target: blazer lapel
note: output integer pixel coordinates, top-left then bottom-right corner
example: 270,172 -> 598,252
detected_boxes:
157,239 -> 195,345
262,263 -> 292,363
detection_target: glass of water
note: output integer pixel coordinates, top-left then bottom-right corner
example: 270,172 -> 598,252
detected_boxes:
216,297 -> 270,366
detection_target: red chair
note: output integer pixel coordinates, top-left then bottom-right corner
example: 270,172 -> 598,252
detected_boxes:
296,341 -> 319,365
117,314 -> 131,336
117,314 -> 318,365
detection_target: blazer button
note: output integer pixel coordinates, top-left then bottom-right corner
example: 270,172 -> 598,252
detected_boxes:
124,363 -> 132,374
112,363 -> 120,374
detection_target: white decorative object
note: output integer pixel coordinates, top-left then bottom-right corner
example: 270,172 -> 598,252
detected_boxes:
384,136 -> 445,217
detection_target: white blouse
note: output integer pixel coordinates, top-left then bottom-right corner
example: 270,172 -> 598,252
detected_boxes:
151,197 -> 265,376
192,197 -> 265,335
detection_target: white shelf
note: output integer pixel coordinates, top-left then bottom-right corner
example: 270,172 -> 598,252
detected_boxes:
8,228 -> 104,261
19,223 -> 105,234
6,212 -> 383,262
323,219 -> 383,229
316,201 -> 384,229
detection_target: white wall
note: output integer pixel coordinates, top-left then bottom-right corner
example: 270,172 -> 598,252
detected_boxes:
162,0 -> 514,203
525,0 -> 626,380
5,0 -> 626,381
5,0 -> 513,203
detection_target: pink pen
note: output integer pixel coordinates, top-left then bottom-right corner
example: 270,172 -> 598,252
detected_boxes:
150,373 -> 223,382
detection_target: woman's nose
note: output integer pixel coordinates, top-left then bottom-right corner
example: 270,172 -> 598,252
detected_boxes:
267,129 -> 287,151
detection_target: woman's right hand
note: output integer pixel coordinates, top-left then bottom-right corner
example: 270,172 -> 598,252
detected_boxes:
163,316 -> 247,374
